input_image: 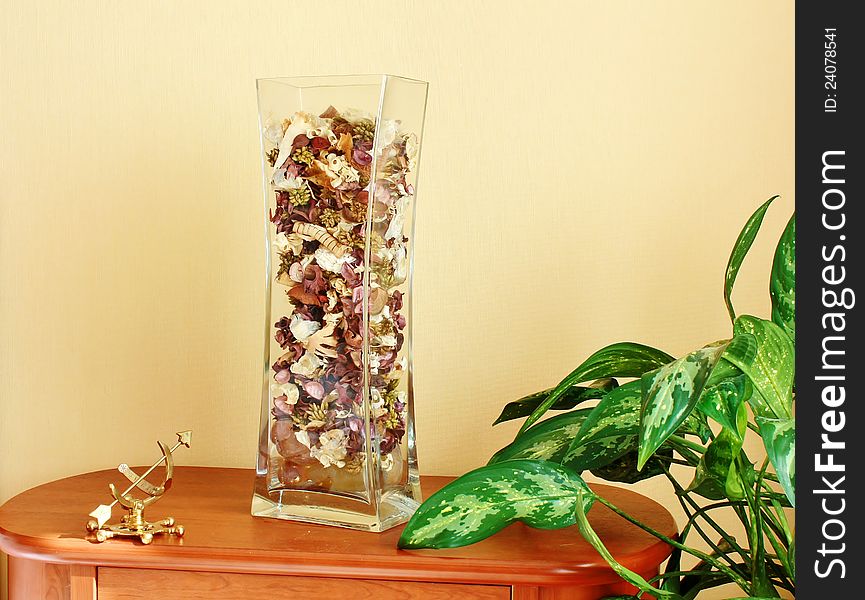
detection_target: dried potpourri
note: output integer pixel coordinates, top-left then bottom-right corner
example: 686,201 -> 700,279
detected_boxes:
262,107 -> 418,492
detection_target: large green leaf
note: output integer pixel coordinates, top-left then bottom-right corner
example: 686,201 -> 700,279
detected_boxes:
520,343 -> 674,434
696,374 -> 751,439
726,316 -> 794,419
757,416 -> 796,507
770,214 -> 796,342
562,381 -> 643,472
398,460 -> 590,549
722,334 -> 771,417
491,406 -> 671,485
725,196 -> 777,323
489,409 -> 594,465
493,378 -> 616,425
638,344 -> 727,470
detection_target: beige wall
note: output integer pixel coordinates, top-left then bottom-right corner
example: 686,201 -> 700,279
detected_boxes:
0,1 -> 793,597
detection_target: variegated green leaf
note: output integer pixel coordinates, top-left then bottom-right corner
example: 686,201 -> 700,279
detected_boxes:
688,412 -> 748,501
757,416 -> 795,507
770,214 -> 796,342
491,406 -> 671,485
723,334 -> 774,418
704,357 -> 742,387
590,447 -> 672,484
573,488 -> 681,599
638,345 -> 727,470
489,409 -> 593,465
561,380 -> 698,474
520,342 -> 674,435
680,410 -> 712,444
725,196 -> 777,323
696,374 -> 751,439
398,460 -> 591,549
493,378 -> 616,425
726,316 -> 794,419
562,381 -> 643,471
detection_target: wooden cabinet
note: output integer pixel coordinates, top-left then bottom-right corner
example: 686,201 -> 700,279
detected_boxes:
1,467 -> 676,599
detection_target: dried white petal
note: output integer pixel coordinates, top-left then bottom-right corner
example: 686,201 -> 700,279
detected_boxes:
270,382 -> 299,405
289,314 -> 321,341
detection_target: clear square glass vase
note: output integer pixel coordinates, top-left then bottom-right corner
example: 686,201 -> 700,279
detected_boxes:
252,75 -> 428,531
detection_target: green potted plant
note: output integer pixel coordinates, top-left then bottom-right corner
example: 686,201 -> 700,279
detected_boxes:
399,197 -> 795,600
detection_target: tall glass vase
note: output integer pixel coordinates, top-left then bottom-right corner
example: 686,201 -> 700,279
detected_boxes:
252,75 -> 428,531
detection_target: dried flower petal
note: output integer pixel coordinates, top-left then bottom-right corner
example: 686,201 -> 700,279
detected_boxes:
303,381 -> 325,400
267,107 -> 417,471
289,314 -> 321,342
290,351 -> 322,378
311,136 -> 330,151
304,322 -> 338,358
352,148 -> 372,166
288,284 -> 321,305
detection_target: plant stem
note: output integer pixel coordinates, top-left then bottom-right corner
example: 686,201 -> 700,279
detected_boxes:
753,459 -> 795,583
668,434 -> 707,454
647,569 -> 701,585
661,467 -> 749,567
770,497 -> 794,546
594,495 -> 751,592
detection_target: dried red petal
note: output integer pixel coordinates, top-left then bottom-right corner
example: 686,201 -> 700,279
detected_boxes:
311,136 -> 330,151
352,149 -> 372,166
292,134 -> 310,148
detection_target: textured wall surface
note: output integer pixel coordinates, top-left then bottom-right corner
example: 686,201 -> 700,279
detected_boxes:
1,1 -> 793,597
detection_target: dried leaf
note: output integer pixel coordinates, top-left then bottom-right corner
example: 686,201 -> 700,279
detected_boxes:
319,106 -> 339,119
305,322 -> 338,358
337,133 -> 353,158
304,161 -> 333,189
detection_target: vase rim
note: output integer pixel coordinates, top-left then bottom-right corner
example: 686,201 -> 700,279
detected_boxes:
256,74 -> 428,89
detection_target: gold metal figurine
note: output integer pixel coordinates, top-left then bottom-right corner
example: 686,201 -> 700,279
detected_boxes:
85,430 -> 192,544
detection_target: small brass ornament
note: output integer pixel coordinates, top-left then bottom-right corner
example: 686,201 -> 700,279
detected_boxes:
85,430 -> 192,544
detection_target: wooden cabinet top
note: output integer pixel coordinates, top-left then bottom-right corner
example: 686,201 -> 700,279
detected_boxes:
0,467 -> 675,587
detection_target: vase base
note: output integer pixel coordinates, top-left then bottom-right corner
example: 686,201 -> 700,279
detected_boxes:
251,479 -> 421,532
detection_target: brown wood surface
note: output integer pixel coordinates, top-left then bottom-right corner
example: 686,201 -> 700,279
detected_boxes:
69,565 -> 97,600
98,567 -> 510,600
6,556 -> 95,600
0,467 -> 676,587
